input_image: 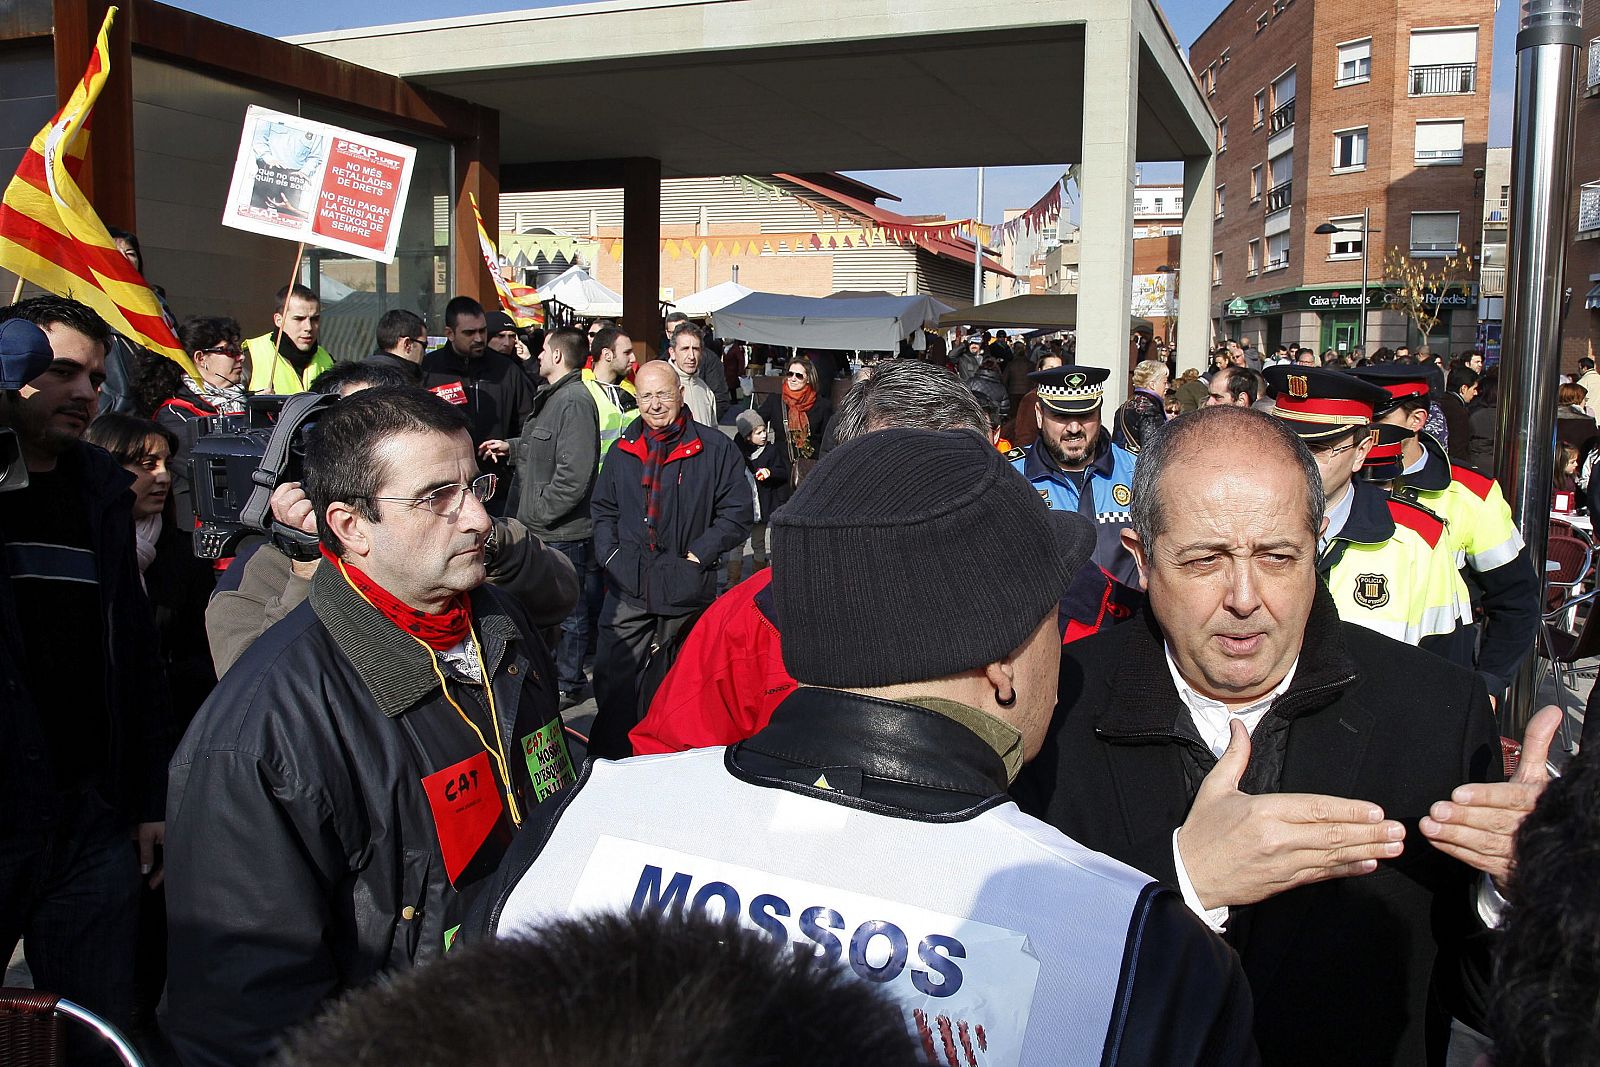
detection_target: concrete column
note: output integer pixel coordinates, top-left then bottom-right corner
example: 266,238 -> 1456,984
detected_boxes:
1177,153 -> 1216,374
622,157 -> 662,360
1076,15 -> 1139,410
452,108 -> 499,310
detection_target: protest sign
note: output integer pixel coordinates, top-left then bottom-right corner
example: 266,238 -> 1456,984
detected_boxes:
221,106 -> 416,264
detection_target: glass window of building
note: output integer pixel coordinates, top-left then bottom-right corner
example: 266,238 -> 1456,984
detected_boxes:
1414,119 -> 1465,164
1409,211 -> 1461,255
1336,38 -> 1372,86
1333,127 -> 1368,171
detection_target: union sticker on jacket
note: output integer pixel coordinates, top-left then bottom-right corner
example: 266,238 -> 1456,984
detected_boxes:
564,836 -> 1042,1067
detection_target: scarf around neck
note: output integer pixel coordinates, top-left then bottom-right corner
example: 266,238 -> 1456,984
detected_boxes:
641,412 -> 689,551
186,375 -> 247,416
784,382 -> 817,451
320,545 -> 473,651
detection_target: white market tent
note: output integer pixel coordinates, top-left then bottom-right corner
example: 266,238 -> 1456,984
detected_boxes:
713,292 -> 944,351
533,265 -> 624,317
672,280 -> 754,317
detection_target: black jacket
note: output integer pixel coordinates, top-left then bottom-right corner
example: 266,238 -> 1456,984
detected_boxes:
1013,587 -> 1501,1067
592,417 -> 752,615
511,370 -> 600,542
1440,392 -> 1474,465
468,688 -> 1258,1066
362,347 -> 424,384
0,442 -> 174,835
165,564 -> 570,1067
420,346 -> 538,474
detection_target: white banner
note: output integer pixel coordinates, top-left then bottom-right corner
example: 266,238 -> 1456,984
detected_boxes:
1130,273 -> 1175,318
221,105 -> 416,264
569,836 -> 1042,1067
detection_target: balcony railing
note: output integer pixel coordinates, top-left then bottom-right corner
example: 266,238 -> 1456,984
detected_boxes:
1268,99 -> 1295,134
1480,267 -> 1505,297
1484,194 -> 1510,223
1588,38 -> 1599,91
1580,182 -> 1600,235
1410,63 -> 1476,95
1265,180 -> 1293,214
1415,147 -> 1464,164
1265,252 -> 1290,271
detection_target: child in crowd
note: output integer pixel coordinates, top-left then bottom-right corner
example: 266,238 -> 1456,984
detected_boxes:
734,409 -> 790,577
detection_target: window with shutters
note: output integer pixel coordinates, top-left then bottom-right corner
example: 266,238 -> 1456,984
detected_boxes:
1269,68 -> 1296,132
1327,215 -> 1363,259
1336,38 -> 1371,86
1215,185 -> 1226,218
1256,12 -> 1269,33
1265,232 -> 1290,271
1250,165 -> 1264,202
1409,28 -> 1478,95
1414,119 -> 1464,164
1410,211 -> 1460,256
1218,118 -> 1228,152
1254,90 -> 1267,129
1213,252 -> 1222,286
1333,127 -> 1367,172
1247,239 -> 1261,276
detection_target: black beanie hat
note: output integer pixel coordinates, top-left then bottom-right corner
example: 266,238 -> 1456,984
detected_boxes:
771,428 -> 1096,688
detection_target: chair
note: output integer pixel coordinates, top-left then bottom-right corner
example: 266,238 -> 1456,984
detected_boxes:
0,989 -> 145,1067
1545,532 -> 1593,614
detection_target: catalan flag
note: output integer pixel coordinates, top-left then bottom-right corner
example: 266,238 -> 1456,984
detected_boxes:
0,7 -> 194,377
469,192 -> 543,328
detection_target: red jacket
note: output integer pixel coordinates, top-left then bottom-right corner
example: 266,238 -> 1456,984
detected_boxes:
629,568 -> 795,755
630,560 -> 1137,756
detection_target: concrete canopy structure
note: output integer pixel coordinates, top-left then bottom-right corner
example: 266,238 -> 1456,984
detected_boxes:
294,0 -> 1218,405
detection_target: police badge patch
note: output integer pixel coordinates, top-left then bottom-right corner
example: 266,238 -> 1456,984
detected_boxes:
1287,374 -> 1310,399
1038,488 -> 1053,508
1112,484 -> 1132,507
1353,573 -> 1390,609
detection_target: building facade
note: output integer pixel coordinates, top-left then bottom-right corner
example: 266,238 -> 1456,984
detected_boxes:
1194,0 -> 1493,358
498,172 -> 1008,312
1564,0 -> 1600,368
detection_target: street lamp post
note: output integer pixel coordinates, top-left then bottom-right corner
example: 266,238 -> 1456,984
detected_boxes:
1314,209 -> 1379,351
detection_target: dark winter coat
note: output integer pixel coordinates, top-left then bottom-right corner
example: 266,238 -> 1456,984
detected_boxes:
510,370 -> 600,542
592,418 -> 752,616
165,565 -> 569,1067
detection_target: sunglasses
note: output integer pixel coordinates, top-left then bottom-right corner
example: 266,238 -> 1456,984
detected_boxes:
786,371 -> 808,380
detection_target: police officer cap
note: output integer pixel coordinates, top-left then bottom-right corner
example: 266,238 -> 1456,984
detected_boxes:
1263,365 -> 1390,441
1360,422 -> 1415,482
1030,364 -> 1109,415
0,318 -> 52,392
1346,364 -> 1432,413
484,311 -> 516,336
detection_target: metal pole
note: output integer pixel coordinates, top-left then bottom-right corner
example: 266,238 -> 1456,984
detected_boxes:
973,166 -> 985,306
1358,207 -> 1370,350
1496,0 -> 1583,732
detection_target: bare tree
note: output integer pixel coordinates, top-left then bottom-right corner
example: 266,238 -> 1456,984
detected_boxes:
1381,244 -> 1474,347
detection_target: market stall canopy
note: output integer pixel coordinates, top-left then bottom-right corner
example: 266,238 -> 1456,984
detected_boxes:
713,292 -> 943,351
938,293 -> 1151,333
533,265 -> 624,317
672,280 -> 754,317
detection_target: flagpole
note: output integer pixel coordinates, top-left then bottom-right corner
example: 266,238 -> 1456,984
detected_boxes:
972,166 -> 985,307
9,275 -> 23,304
267,241 -> 304,391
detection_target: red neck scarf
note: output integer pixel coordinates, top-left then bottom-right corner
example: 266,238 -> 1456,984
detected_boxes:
322,546 -> 472,651
641,411 -> 689,551
784,382 -> 817,450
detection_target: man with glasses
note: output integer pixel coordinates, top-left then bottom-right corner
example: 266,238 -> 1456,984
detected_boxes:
364,308 -> 427,384
587,360 -> 751,760
166,386 -> 575,1066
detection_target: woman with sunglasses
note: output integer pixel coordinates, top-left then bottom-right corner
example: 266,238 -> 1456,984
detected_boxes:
753,355 -> 835,490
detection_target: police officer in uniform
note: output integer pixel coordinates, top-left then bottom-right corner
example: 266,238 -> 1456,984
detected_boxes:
1350,364 -> 1540,700
1011,365 -> 1142,638
1263,366 -> 1464,648
468,429 -> 1256,1066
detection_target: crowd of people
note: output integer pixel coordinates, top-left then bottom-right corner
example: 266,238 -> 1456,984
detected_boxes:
0,272 -> 1595,1067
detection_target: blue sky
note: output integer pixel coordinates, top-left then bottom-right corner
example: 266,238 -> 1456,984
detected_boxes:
169,0 -> 1519,223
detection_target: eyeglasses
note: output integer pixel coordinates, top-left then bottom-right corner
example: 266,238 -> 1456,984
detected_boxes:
367,473 -> 497,517
636,391 -> 679,405
198,345 -> 244,359
407,337 -> 427,349
1308,439 -> 1359,459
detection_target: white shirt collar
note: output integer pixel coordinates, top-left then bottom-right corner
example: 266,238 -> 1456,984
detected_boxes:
1163,644 -> 1299,757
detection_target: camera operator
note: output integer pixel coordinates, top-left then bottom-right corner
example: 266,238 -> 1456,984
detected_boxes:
205,364 -> 578,676
0,300 -> 174,1062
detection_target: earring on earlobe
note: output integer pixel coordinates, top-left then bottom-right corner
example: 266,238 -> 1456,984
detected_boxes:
995,688 -> 1017,709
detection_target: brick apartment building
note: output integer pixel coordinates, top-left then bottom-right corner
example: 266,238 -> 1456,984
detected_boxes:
1564,0 -> 1600,368
1192,0 -> 1493,358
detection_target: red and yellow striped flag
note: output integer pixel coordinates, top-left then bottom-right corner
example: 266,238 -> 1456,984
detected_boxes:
469,192 -> 543,328
0,7 -> 195,377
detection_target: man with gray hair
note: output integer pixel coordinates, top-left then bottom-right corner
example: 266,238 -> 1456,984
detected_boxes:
632,360 -> 989,754
1014,404 -> 1563,1067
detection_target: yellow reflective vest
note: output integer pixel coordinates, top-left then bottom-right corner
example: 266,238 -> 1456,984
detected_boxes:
1320,481 -> 1462,646
243,333 -> 335,394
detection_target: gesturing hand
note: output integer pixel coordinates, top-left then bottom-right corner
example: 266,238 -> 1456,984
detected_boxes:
1419,704 -> 1562,887
1176,719 -> 1405,909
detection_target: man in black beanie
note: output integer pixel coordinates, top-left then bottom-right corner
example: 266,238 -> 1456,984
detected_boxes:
468,428 -> 1256,1066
